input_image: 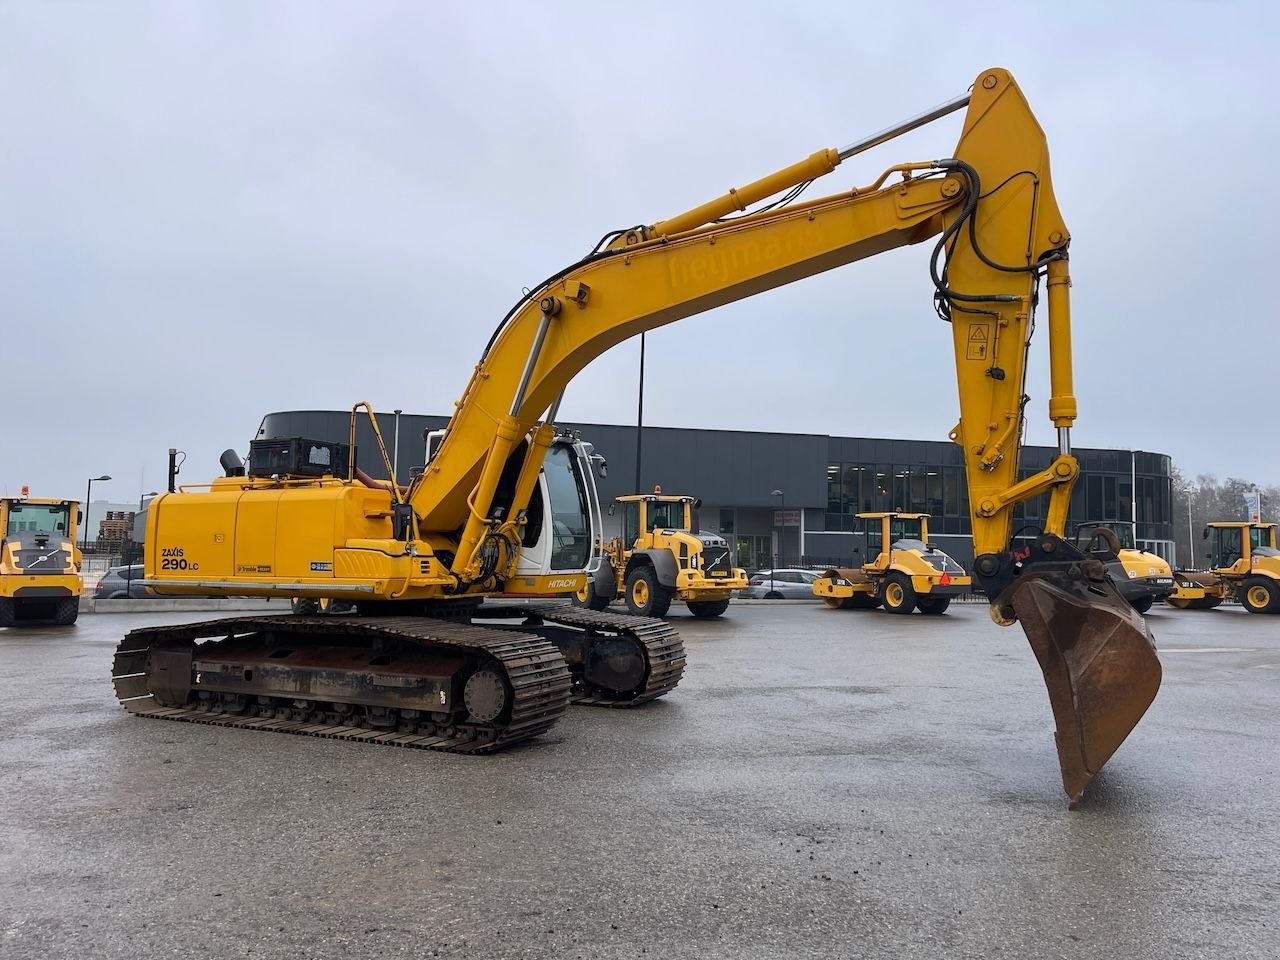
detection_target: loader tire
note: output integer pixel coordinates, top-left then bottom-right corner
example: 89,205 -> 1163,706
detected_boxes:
0,598 -> 13,628
1241,578 -> 1280,614
54,598 -> 79,626
625,566 -> 673,618
687,599 -> 730,619
1129,595 -> 1153,615
881,574 -> 916,615
574,579 -> 613,612
915,595 -> 951,615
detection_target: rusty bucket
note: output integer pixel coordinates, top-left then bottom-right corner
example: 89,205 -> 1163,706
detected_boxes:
1000,562 -> 1162,806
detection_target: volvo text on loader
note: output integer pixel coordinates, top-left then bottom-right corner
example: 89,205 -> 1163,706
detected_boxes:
1171,522 -> 1280,614
1071,520 -> 1175,614
576,489 -> 748,618
112,68 -> 1161,804
0,488 -> 83,627
812,513 -> 971,614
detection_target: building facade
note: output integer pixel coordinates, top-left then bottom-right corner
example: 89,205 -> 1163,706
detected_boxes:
257,411 -> 1176,570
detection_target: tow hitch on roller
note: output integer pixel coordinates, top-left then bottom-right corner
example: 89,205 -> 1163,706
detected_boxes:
976,535 -> 1163,807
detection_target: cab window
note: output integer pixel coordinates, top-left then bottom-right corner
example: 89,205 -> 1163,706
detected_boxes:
647,501 -> 685,531
6,503 -> 70,536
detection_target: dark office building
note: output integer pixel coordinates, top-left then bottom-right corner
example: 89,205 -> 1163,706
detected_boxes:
257,411 -> 1176,570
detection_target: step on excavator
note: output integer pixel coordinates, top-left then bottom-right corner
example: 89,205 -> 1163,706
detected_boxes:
112,67 -> 1161,804
1071,520 -> 1175,614
0,488 -> 83,627
576,489 -> 749,618
813,512 -> 971,614
1168,522 -> 1280,614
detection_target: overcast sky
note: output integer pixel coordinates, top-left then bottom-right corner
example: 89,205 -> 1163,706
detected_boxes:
2,1 -> 1276,503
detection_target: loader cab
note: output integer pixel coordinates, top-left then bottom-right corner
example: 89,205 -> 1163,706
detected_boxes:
617,492 -> 698,548
3,498 -> 75,539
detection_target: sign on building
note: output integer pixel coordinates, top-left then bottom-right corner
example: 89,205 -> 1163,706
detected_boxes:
773,509 -> 802,527
1245,489 -> 1262,523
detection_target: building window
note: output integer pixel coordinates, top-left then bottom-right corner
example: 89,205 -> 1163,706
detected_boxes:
719,508 -> 734,535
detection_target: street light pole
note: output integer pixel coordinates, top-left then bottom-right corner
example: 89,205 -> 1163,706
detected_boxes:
634,333 -> 646,493
83,474 -> 111,551
771,489 -> 784,591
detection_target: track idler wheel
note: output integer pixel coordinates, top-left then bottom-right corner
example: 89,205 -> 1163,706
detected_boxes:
983,536 -> 1162,807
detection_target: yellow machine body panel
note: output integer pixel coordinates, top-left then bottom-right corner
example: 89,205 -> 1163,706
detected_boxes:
145,479 -> 457,600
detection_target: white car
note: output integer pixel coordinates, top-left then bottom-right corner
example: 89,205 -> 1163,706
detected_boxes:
739,569 -> 823,599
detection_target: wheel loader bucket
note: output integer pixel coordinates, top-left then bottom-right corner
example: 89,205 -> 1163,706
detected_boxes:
1000,564 -> 1162,806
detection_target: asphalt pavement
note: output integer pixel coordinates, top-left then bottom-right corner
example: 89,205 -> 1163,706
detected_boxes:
1,602 -> 1276,959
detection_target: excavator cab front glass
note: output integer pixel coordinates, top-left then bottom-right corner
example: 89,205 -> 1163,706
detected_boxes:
6,502 -> 70,536
543,445 -> 591,570
1209,526 -> 1243,569
647,501 -> 686,532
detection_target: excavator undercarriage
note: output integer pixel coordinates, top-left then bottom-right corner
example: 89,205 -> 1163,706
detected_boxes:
112,604 -> 684,753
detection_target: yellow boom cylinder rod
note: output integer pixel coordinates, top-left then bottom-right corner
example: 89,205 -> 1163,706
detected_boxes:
648,148 -> 840,239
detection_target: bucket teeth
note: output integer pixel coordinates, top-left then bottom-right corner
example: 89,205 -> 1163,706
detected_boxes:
1003,565 -> 1162,806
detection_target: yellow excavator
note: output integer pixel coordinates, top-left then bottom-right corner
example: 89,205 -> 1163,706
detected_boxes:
0,488 -> 83,627
113,68 -> 1160,804
1170,521 -> 1280,614
576,489 -> 749,618
812,513 -> 971,614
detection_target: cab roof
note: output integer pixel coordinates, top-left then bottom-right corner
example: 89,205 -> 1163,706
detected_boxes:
1206,521 -> 1277,529
856,511 -> 929,520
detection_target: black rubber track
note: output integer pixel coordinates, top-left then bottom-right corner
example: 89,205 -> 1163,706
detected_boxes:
111,615 -> 572,754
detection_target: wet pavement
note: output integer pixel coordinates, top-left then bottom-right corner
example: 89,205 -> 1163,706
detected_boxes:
1,603 -> 1276,959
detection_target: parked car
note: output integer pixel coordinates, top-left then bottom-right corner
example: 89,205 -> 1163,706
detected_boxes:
94,565 -> 154,599
739,568 -> 824,599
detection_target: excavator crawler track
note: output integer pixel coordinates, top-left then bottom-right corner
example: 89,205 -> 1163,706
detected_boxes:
476,603 -> 685,707
111,616 -> 572,754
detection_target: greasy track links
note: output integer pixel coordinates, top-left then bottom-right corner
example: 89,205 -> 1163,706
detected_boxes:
493,603 -> 686,707
111,616 -> 572,754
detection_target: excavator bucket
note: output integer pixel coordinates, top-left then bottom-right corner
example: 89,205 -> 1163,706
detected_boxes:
998,558 -> 1162,807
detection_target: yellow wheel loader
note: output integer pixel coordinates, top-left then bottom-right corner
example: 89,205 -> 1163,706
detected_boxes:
111,68 -> 1162,803
1071,520 -> 1174,614
575,490 -> 748,618
1175,522 -> 1280,614
0,488 -> 83,627
812,513 -> 971,615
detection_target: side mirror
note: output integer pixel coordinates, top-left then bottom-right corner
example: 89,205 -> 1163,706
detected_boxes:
607,504 -> 616,517
1202,527 -> 1210,540
77,508 -> 84,525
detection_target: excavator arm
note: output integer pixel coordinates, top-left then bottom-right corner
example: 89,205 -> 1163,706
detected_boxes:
413,67 -> 1160,803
